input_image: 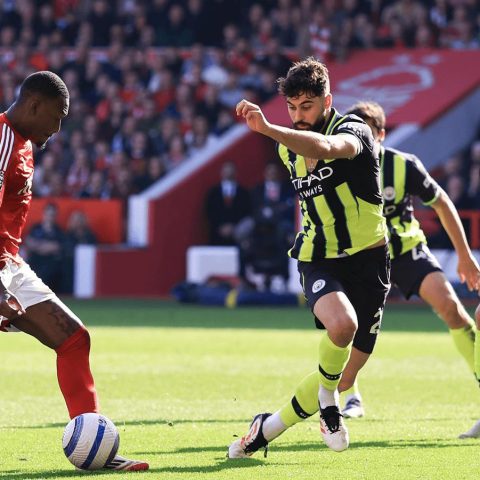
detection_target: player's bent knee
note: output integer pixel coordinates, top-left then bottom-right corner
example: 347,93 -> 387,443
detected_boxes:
330,316 -> 357,346
56,326 -> 91,355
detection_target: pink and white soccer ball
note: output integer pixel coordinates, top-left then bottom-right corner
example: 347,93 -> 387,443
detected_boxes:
62,413 -> 119,470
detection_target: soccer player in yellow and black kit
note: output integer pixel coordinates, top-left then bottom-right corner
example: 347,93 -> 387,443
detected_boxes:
228,58 -> 390,456
340,102 -> 480,439
228,98 -> 480,453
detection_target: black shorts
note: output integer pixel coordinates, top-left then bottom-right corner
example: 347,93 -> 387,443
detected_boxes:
298,245 -> 391,354
391,243 -> 442,299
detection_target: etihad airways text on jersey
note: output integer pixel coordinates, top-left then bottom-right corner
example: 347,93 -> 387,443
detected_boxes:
292,166 -> 333,199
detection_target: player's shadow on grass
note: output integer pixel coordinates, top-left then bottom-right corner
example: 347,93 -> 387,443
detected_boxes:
0,460 -> 267,479
136,437 -> 477,458
146,458 -> 269,475
259,438 -> 476,451
350,438 -> 478,449
0,469 -> 115,479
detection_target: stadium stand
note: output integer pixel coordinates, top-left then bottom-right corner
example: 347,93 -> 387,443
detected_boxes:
0,0 -> 479,296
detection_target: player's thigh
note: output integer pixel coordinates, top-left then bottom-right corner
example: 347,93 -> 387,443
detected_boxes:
313,291 -> 357,334
339,347 -> 370,392
419,270 -> 471,328
6,262 -> 84,349
13,298 -> 83,349
297,260 -> 357,338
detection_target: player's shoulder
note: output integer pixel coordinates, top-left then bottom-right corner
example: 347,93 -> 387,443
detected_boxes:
333,113 -> 369,134
334,113 -> 368,129
0,114 -> 29,153
0,114 -> 15,139
383,146 -> 420,165
0,114 -> 19,169
338,112 -> 368,125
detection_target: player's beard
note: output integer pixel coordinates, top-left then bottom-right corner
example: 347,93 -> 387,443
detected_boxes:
293,115 -> 327,133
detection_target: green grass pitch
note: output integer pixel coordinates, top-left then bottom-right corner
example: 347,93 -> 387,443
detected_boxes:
1,299 -> 479,479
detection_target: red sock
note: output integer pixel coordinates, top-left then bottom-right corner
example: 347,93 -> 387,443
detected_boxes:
56,327 -> 100,419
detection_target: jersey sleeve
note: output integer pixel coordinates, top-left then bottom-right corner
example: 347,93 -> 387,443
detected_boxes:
0,123 -> 15,208
334,118 -> 374,156
0,171 -> 5,208
277,142 -> 294,175
406,155 -> 440,205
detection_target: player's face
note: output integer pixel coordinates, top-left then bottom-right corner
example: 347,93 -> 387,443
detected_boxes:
31,95 -> 69,149
287,92 -> 332,132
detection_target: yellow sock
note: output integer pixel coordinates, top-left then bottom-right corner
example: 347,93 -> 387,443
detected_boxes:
475,328 -> 480,381
278,334 -> 352,428
318,332 -> 351,390
279,371 -> 320,427
449,324 -> 475,373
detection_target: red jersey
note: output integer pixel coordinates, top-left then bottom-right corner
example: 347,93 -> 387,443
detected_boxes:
0,113 -> 34,267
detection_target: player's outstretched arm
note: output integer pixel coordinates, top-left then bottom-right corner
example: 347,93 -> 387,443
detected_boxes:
431,188 -> 480,291
235,99 -> 359,160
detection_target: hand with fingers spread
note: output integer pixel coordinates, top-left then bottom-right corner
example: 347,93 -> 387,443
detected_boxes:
235,99 -> 270,135
457,255 -> 480,292
0,289 -> 25,320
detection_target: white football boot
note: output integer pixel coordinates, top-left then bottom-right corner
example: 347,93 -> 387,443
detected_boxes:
228,413 -> 271,458
459,419 -> 480,439
319,405 -> 349,452
342,395 -> 365,419
104,455 -> 149,471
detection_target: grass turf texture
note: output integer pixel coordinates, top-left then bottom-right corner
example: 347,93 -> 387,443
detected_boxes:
1,300 -> 479,479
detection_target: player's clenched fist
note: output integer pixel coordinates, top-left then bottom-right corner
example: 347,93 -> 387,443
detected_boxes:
235,99 -> 270,134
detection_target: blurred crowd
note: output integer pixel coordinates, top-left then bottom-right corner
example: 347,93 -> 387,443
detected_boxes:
0,0 -> 479,204
23,203 -> 97,294
426,135 -> 480,248
205,161 -> 296,290
438,138 -> 480,210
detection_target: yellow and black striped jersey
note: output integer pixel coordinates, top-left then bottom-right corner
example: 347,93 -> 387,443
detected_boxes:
277,108 -> 387,261
380,146 -> 440,259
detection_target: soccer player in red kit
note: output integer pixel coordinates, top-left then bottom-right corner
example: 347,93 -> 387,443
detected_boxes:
0,71 -> 149,471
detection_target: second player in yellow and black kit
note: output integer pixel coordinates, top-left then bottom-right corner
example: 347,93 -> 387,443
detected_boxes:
340,102 -> 480,433
379,145 -> 443,298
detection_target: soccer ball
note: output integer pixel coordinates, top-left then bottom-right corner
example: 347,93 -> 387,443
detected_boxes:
62,413 -> 119,470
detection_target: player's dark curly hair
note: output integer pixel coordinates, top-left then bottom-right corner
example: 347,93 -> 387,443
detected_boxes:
19,71 -> 69,100
346,101 -> 386,131
277,57 -> 330,98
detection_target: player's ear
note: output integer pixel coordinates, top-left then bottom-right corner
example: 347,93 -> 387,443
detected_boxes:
378,128 -> 386,143
28,97 -> 39,116
325,93 -> 332,110
27,93 -> 43,116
